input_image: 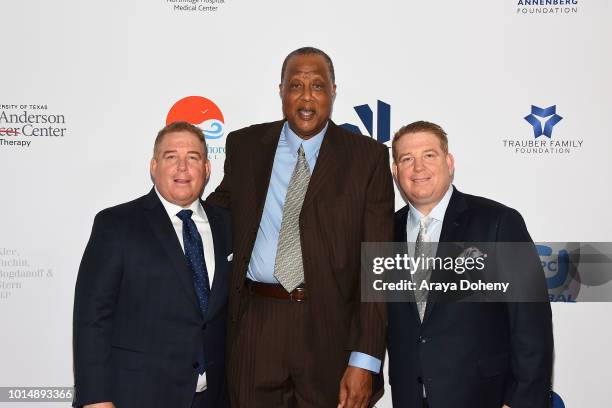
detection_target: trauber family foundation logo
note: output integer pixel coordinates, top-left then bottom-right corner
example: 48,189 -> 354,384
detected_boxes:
502,104 -> 583,155
524,105 -> 562,139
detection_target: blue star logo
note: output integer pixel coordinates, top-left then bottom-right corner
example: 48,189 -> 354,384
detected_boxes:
524,105 -> 563,138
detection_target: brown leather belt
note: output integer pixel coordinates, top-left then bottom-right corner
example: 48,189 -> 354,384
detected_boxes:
246,279 -> 307,302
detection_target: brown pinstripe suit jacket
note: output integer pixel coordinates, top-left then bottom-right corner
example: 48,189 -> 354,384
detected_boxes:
207,119 -> 393,398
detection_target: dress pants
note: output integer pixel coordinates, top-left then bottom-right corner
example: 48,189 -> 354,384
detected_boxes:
227,290 -> 350,408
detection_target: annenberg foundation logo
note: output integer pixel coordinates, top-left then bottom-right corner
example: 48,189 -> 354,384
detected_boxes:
166,96 -> 226,159
502,104 -> 583,155
0,103 -> 67,149
516,0 -> 579,15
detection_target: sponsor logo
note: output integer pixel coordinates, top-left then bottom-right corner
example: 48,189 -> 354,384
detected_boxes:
0,104 -> 67,149
165,0 -> 227,13
524,105 -> 562,138
516,0 -> 579,15
551,391 -> 565,408
340,100 -> 392,146
502,104 -> 583,155
537,243 -> 580,302
166,96 -> 226,159
0,247 -> 54,301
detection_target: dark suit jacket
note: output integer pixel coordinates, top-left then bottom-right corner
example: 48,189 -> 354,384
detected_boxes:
387,188 -> 553,408
73,189 -> 231,408
207,120 -> 394,400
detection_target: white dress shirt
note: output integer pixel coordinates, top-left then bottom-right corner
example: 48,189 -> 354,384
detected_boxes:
406,185 -> 454,252
155,188 -> 215,393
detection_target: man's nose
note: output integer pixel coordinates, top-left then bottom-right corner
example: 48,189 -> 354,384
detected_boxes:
301,85 -> 313,101
177,157 -> 187,170
413,157 -> 425,171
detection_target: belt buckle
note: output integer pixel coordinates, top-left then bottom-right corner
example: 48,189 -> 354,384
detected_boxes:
290,287 -> 305,302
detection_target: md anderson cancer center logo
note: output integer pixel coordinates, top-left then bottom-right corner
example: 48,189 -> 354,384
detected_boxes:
166,96 -> 226,160
0,103 -> 67,148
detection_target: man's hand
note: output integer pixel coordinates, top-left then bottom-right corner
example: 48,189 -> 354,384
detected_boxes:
84,403 -> 115,408
502,406 -> 511,408
338,366 -> 372,408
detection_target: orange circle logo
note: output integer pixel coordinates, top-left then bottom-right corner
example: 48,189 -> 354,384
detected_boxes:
166,96 -> 224,139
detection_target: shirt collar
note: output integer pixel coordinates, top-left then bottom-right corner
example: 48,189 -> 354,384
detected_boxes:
408,184 -> 454,224
155,187 -> 205,221
283,121 -> 328,162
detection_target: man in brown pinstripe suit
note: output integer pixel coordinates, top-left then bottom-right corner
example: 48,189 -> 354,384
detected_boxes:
207,47 -> 394,408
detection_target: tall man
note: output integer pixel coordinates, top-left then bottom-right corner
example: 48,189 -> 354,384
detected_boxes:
207,47 -> 394,407
387,121 -> 554,408
73,121 -> 231,408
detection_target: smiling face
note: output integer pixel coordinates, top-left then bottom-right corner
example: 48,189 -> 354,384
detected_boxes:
392,131 -> 454,215
279,53 -> 336,139
150,130 -> 210,207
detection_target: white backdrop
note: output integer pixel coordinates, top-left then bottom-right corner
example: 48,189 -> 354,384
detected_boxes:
1,0 -> 611,406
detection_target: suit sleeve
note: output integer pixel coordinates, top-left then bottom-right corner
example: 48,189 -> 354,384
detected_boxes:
353,145 -> 394,361
498,208 -> 554,408
206,131 -> 233,209
73,210 -> 124,406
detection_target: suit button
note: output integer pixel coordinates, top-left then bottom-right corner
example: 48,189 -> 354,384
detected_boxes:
192,362 -> 199,369
417,376 -> 423,384
201,323 -> 207,330
418,336 -> 427,344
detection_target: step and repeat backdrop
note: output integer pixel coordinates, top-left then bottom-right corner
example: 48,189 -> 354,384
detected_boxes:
1,0 -> 611,407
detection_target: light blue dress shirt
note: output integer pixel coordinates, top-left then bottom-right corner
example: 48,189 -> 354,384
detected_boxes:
247,121 -> 381,373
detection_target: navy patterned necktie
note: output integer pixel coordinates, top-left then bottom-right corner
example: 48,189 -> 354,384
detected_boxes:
176,209 -> 211,319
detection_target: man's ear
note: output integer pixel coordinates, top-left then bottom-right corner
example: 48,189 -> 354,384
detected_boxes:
446,153 -> 455,177
204,160 -> 211,183
391,161 -> 398,180
150,158 -> 157,182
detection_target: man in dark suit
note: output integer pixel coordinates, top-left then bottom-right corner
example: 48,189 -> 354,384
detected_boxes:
207,47 -> 394,407
73,121 -> 231,408
387,121 -> 554,408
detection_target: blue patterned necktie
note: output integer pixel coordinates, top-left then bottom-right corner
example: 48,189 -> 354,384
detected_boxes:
176,209 -> 211,316
176,209 -> 209,374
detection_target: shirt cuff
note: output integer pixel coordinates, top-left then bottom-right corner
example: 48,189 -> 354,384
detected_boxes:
348,351 -> 381,374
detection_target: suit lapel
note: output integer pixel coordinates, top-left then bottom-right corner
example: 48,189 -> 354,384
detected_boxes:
422,188 -> 469,324
302,121 -> 342,209
143,189 -> 201,315
202,202 -> 230,322
396,206 -> 422,323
